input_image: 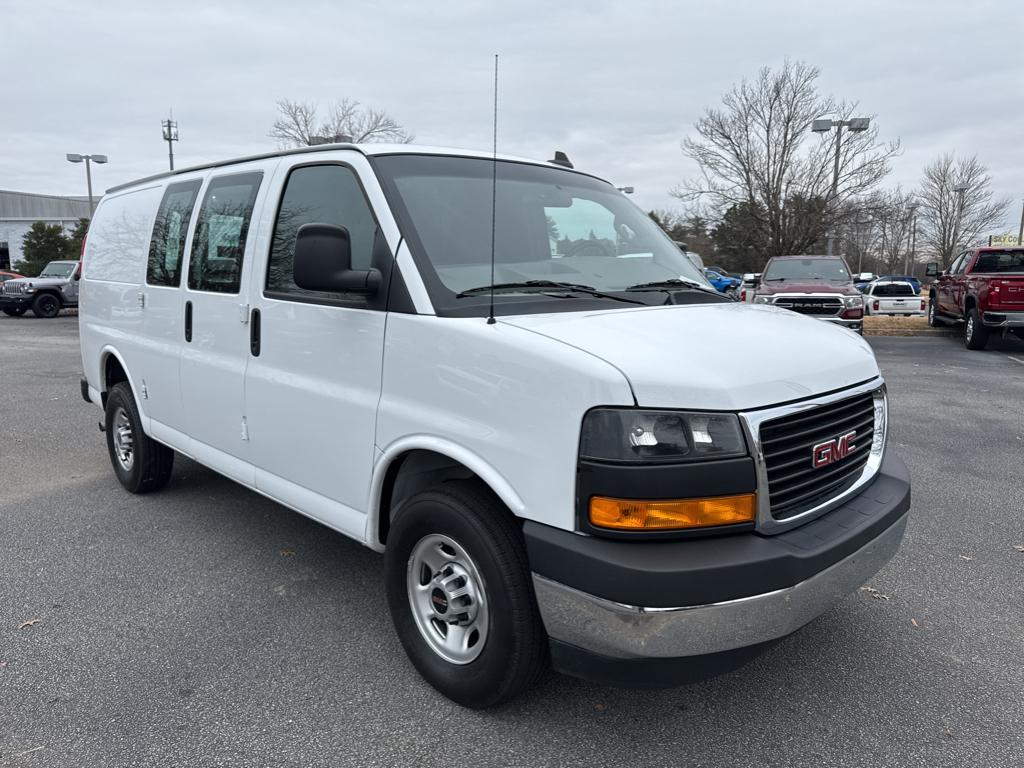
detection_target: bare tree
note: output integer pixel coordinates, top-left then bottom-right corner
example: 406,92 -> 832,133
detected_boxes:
676,60 -> 900,258
269,98 -> 413,147
917,154 -> 1009,267
868,188 -> 918,275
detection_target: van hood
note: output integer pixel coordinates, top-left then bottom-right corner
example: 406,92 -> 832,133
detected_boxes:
500,303 -> 879,411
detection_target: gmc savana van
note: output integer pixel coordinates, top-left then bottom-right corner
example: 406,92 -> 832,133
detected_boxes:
79,144 -> 910,708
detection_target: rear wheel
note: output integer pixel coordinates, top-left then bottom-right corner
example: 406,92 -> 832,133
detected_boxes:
31,293 -> 61,318
964,308 -> 989,350
2,306 -> 27,317
104,382 -> 174,493
384,481 -> 546,708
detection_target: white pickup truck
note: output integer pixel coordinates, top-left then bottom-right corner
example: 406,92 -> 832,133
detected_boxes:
863,280 -> 925,316
79,143 -> 911,707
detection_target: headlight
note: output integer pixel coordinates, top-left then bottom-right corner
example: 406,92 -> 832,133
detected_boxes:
580,409 -> 747,463
753,295 -> 771,304
24,284 -> 36,293
843,295 -> 864,308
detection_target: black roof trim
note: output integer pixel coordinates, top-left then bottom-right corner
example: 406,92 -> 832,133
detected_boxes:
105,143 -> 364,194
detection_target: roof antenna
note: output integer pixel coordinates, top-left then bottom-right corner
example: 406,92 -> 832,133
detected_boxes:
487,53 -> 499,325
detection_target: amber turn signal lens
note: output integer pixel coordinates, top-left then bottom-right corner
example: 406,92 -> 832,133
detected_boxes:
589,494 -> 756,531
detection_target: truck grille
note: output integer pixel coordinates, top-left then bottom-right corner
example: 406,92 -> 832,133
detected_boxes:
3,282 -> 25,295
759,392 -> 875,519
772,296 -> 842,316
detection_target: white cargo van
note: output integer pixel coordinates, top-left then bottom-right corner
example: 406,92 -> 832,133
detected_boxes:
79,144 -> 910,708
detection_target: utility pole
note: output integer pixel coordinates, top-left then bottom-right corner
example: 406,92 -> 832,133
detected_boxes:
951,185 -> 968,258
903,204 -> 918,275
162,114 -> 179,171
1017,198 -> 1023,246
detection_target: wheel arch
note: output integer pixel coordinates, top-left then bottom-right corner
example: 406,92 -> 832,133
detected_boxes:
367,437 -> 527,552
98,346 -> 149,428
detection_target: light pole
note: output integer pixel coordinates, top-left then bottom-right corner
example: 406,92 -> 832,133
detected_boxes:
66,153 -> 108,217
812,116 -> 871,255
162,116 -> 179,171
903,203 -> 918,275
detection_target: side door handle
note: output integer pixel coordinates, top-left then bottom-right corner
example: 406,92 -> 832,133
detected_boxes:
184,300 -> 193,342
250,308 -> 261,356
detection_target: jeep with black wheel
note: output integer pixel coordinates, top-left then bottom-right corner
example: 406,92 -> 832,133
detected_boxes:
0,260 -> 80,318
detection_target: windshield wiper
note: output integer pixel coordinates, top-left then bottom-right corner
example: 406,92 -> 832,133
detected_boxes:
624,278 -> 718,295
457,280 -> 646,305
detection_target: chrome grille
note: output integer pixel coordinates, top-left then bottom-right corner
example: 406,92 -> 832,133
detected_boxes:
3,282 -> 25,295
772,296 -> 843,316
759,392 -> 875,519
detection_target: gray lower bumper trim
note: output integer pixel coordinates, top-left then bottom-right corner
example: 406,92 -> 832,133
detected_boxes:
533,512 -> 908,659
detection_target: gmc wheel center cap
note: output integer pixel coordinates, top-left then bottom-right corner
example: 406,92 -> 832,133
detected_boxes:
430,588 -> 449,614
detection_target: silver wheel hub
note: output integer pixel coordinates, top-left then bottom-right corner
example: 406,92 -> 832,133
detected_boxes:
407,534 -> 489,664
112,407 -> 135,471
966,316 -> 974,340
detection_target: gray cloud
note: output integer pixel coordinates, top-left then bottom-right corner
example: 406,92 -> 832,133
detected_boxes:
6,0 -> 1023,231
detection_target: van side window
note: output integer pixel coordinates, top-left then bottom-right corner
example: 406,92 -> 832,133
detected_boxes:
266,164 -> 377,301
188,172 -> 263,294
147,180 -> 202,287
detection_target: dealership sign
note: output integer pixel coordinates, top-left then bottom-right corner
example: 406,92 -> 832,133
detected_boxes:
988,234 -> 1022,246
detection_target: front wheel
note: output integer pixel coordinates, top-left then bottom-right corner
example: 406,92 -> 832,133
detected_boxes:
105,382 -> 175,493
31,293 -> 61,318
964,308 -> 989,350
927,296 -> 940,327
384,481 -> 546,708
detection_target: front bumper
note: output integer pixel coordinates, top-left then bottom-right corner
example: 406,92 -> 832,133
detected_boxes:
526,450 -> 910,686
983,311 -> 1024,328
0,295 -> 32,309
819,316 -> 863,330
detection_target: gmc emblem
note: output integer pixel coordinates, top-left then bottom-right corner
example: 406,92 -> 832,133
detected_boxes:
812,430 -> 857,468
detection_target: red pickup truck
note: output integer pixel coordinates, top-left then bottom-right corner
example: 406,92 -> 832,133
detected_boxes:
926,247 -> 1024,349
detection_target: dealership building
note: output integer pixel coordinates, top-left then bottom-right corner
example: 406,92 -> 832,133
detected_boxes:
0,190 -> 92,270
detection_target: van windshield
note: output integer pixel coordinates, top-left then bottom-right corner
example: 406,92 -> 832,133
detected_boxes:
373,155 -> 711,315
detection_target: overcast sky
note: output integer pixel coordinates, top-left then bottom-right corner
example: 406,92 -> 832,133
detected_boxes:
5,0 -> 1023,231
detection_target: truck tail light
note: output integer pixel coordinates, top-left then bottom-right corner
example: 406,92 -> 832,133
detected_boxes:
740,289 -> 746,301
589,493 -> 756,531
920,300 -> 926,311
873,300 -> 880,311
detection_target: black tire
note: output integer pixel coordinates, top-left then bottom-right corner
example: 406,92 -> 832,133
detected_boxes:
926,296 -> 940,327
104,382 -> 174,493
384,480 -> 546,708
964,307 -> 989,350
2,306 -> 27,317
31,293 -> 61,318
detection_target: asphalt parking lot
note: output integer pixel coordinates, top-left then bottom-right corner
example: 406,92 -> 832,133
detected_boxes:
1,315 -> 1022,767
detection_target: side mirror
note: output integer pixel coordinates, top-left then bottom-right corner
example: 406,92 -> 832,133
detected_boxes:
924,262 -> 939,278
293,223 -> 381,294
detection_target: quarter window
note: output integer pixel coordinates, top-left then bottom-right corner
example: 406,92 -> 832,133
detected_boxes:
188,172 -> 263,294
266,164 -> 377,301
147,180 -> 202,287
